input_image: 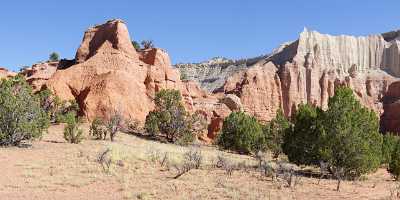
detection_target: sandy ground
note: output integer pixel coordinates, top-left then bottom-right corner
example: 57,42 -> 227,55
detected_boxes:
0,124 -> 398,200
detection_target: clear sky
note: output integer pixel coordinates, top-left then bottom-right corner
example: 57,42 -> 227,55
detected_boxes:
1,0 -> 399,71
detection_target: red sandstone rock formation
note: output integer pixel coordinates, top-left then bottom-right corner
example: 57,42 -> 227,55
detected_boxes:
223,62 -> 282,122
20,62 -> 58,91
219,29 -> 399,122
0,68 -> 16,79
42,19 -> 231,142
381,81 -> 400,133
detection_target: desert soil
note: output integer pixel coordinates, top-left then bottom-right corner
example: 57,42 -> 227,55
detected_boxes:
0,124 -> 398,200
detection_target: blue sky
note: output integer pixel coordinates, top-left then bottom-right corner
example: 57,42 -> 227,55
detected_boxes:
1,0 -> 399,71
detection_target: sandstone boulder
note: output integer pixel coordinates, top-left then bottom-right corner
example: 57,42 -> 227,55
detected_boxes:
221,94 -> 242,112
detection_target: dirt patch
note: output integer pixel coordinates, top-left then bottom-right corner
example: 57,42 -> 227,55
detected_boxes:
0,124 -> 397,200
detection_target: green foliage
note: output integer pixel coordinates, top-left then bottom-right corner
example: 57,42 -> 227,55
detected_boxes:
264,109 -> 290,158
0,75 -> 50,146
89,117 -> 107,140
63,112 -> 83,144
54,99 -> 80,123
283,104 -> 325,165
281,87 -> 383,182
217,112 -> 264,154
323,87 -> 382,179
132,40 -> 141,51
49,52 -> 60,62
382,133 -> 399,165
144,89 -> 204,145
389,140 -> 400,180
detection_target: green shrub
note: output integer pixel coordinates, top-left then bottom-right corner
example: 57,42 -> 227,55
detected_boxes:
180,72 -> 188,81
264,109 -> 290,158
63,112 -> 83,144
89,117 -> 107,140
283,104 -> 325,165
131,40 -> 141,51
389,140 -> 400,180
0,75 -> 50,146
49,52 -> 60,62
217,112 -> 264,154
144,89 -> 203,145
382,133 -> 399,165
54,99 -> 80,123
323,87 -> 382,190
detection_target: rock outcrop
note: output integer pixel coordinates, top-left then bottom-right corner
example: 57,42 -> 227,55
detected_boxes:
20,62 -> 58,91
214,29 -> 398,122
0,67 -> 16,79
381,81 -> 400,133
265,28 -> 399,117
42,19 -> 232,141
223,62 -> 283,121
175,56 -> 268,92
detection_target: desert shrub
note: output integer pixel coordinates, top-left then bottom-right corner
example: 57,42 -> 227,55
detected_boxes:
141,40 -> 154,49
124,117 -> 141,134
174,149 -> 202,179
217,111 -> 264,154
180,72 -> 188,81
131,40 -> 141,51
382,133 -> 399,165
282,104 -> 325,165
144,89 -> 204,145
323,87 -> 382,190
0,75 -> 50,146
264,109 -> 290,159
89,117 -> 107,140
54,99 -> 80,123
63,112 -> 83,144
49,52 -> 60,62
107,110 -> 123,142
389,140 -> 400,180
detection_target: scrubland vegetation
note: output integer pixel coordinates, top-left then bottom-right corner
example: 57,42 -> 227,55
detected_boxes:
1,79 -> 400,199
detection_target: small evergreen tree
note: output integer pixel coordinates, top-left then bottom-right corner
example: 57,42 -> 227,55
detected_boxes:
382,133 -> 399,165
323,87 -> 382,191
389,140 -> 400,180
132,41 -> 141,51
0,75 -> 50,146
49,52 -> 60,62
144,89 -> 204,145
265,109 -> 290,159
218,112 -> 264,154
283,104 -> 325,165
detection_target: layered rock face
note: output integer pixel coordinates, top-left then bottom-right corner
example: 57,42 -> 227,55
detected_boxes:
175,55 -> 268,92
216,29 -> 399,122
270,29 -> 399,116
